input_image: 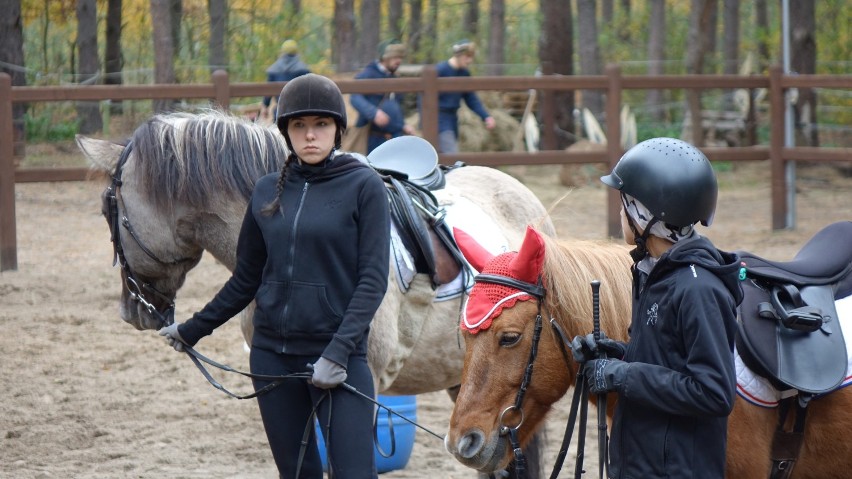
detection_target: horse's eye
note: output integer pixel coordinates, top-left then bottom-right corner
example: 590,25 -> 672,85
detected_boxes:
499,332 -> 522,347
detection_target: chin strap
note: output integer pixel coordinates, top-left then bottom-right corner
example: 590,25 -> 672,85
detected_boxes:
621,193 -> 659,263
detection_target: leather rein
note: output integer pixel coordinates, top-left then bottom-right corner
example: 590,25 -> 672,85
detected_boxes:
471,273 -> 604,479
102,140 -> 197,330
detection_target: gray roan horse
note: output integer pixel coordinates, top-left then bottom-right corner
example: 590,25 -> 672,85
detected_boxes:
78,110 -> 556,476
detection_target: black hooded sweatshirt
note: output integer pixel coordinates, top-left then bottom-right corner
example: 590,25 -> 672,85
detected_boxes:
179,153 -> 390,367
608,234 -> 743,479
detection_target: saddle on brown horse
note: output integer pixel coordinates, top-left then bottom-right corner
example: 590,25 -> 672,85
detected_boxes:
736,221 -> 852,395
735,220 -> 852,479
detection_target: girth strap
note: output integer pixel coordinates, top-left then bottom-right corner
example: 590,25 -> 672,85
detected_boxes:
769,395 -> 810,479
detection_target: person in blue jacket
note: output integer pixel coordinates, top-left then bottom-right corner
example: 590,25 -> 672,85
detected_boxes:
571,138 -> 744,479
435,40 -> 495,153
160,74 -> 390,479
262,39 -> 310,115
350,39 -> 414,153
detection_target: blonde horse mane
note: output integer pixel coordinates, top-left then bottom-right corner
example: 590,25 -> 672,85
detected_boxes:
539,234 -> 634,340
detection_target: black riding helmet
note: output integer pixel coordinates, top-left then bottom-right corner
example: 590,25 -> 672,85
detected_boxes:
275,73 -> 347,149
601,137 -> 718,227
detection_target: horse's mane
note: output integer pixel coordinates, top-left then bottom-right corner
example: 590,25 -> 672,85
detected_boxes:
539,234 -> 634,339
130,110 -> 287,213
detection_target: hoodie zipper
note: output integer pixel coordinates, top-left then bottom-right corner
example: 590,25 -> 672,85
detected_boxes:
279,181 -> 310,349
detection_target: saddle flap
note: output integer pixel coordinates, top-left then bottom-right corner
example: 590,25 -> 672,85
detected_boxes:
738,280 -> 847,394
384,176 -> 463,288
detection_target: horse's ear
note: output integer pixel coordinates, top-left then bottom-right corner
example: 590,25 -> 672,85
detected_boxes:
76,135 -> 124,173
509,226 -> 546,284
453,227 -> 494,272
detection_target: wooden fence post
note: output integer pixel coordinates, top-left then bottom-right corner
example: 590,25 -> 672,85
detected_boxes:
212,69 -> 230,111
0,73 -> 18,271
605,64 -> 623,238
769,65 -> 787,230
421,65 -> 439,151
539,62 -> 556,151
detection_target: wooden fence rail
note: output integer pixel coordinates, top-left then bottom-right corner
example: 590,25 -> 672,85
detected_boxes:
0,65 -> 850,271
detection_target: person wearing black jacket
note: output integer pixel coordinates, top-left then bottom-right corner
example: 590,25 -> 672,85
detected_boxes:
159,74 -> 390,478
572,137 -> 743,479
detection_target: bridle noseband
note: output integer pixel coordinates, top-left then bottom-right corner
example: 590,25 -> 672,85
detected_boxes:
103,140 -> 197,329
471,272 -> 581,479
472,273 -> 552,478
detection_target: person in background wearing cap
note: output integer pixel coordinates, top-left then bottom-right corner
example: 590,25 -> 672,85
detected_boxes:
434,40 -> 495,153
262,39 -> 311,119
569,138 -> 743,479
350,39 -> 414,153
160,73 -> 390,478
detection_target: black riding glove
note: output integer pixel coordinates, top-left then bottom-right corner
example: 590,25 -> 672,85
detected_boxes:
570,332 -> 627,364
583,358 -> 629,394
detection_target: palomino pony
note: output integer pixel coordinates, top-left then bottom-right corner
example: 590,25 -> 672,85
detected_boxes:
445,224 -> 852,478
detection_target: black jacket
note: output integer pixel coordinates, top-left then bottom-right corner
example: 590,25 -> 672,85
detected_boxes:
608,235 -> 743,479
179,153 -> 390,366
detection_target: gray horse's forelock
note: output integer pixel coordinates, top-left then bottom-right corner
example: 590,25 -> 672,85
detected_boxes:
131,110 -> 286,214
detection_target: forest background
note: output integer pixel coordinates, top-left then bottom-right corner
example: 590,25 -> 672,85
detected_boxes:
0,0 -> 849,149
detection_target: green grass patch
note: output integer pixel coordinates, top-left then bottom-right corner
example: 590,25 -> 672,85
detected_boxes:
25,114 -> 78,142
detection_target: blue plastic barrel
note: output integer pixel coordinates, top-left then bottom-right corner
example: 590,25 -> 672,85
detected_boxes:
315,395 -> 417,473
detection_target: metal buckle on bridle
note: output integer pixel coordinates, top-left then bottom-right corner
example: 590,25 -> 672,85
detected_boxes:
470,272 -> 547,479
103,140 -> 188,330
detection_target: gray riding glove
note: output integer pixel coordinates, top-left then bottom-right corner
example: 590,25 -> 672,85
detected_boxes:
583,358 -> 629,394
570,332 -> 627,364
311,357 -> 347,389
158,322 -> 187,352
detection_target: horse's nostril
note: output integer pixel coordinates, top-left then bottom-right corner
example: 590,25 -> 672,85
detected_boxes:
458,430 -> 485,459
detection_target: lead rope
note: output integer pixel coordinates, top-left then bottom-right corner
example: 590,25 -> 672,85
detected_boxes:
546,280 -> 609,479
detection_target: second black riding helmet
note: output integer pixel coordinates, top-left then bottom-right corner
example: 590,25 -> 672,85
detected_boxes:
275,73 -> 347,148
601,137 -> 718,227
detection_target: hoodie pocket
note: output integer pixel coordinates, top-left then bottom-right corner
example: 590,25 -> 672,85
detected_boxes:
282,281 -> 343,335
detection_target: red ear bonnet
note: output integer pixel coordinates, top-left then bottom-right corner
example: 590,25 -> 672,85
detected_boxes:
454,227 -> 495,272
457,226 -> 546,334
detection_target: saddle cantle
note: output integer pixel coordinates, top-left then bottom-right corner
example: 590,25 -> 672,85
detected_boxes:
367,135 -> 447,190
736,221 -> 852,395
366,137 -> 466,288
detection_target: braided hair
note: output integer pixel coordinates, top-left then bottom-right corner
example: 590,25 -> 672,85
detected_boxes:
260,152 -> 298,216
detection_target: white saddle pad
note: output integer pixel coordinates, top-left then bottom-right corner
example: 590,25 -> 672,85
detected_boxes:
390,195 -> 509,302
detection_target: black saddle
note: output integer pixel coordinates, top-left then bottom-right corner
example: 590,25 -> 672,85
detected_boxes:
736,221 -> 852,394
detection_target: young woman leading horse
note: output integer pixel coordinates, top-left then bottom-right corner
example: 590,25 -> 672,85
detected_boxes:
445,139 -> 852,478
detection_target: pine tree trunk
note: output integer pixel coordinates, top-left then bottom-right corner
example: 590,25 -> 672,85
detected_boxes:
76,0 -> 102,134
0,0 -> 27,158
646,0 -> 666,121
358,0 -> 380,69
577,0 -> 603,117
333,0 -> 357,72
208,0 -> 228,74
150,0 -> 176,113
539,0 -> 574,150
486,0 -> 505,76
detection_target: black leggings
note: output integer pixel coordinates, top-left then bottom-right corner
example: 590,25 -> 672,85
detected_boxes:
250,348 -> 377,479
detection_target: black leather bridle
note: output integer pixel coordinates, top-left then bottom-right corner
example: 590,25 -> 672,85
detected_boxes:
102,140 -> 197,330
471,272 -> 603,479
471,273 -> 551,479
